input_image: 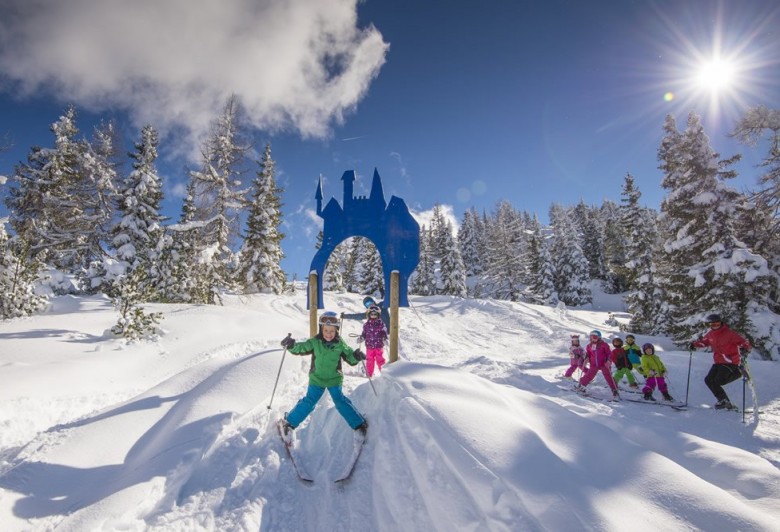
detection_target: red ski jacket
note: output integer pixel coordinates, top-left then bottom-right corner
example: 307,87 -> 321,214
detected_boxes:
691,324 -> 751,365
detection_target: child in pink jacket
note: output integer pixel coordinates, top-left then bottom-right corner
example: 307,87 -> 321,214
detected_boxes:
577,330 -> 620,398
360,305 -> 388,377
563,334 -> 587,379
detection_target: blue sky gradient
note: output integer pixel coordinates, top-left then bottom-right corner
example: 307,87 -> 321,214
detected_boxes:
1,0 -> 779,279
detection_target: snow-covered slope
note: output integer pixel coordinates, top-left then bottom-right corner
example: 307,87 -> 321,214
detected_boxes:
1,292 -> 779,531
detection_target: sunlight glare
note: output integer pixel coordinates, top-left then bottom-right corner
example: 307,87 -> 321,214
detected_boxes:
696,59 -> 735,91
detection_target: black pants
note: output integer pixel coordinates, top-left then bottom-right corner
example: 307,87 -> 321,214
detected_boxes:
704,364 -> 741,402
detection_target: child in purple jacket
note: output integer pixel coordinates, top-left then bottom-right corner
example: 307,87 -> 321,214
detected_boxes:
360,305 -> 388,377
563,334 -> 587,379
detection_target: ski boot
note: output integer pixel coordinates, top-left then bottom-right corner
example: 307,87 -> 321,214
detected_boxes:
714,398 -> 736,410
662,391 -> 674,401
643,391 -> 656,401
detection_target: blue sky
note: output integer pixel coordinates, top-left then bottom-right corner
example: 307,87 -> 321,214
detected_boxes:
1,0 -> 779,279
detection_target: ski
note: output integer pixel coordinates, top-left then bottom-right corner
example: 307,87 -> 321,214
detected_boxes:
624,397 -> 687,411
334,429 -> 366,483
277,420 -> 314,483
557,384 -> 620,403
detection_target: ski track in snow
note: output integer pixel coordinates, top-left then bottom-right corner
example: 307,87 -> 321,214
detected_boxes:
1,293 -> 779,530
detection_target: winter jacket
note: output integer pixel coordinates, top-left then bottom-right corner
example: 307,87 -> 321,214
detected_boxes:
361,317 -> 388,349
691,324 -> 751,365
586,340 -> 612,368
641,353 -> 667,377
289,334 -> 360,388
611,347 -> 632,370
569,345 -> 586,361
625,343 -> 642,366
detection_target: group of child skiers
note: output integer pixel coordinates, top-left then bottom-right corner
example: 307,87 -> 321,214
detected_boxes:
278,296 -> 388,439
564,313 -> 752,410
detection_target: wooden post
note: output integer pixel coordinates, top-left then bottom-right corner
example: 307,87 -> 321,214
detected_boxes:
308,272 -> 318,338
389,271 -> 399,363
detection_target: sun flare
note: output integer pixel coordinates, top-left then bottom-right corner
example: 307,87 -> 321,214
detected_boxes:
696,59 -> 735,91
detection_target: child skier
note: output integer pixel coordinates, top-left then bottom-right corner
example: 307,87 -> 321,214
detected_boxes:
563,334 -> 587,380
279,311 -> 368,438
611,337 -> 638,389
624,334 -> 645,382
360,304 -> 388,377
577,330 -> 620,398
342,296 -> 390,329
640,343 -> 674,402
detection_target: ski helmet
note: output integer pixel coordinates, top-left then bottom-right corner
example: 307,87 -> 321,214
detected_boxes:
612,337 -> 623,346
367,305 -> 380,318
319,311 -> 340,328
363,296 -> 376,309
570,334 -> 580,343
642,343 -> 654,354
589,330 -> 602,339
705,313 -> 722,324
625,334 -> 635,341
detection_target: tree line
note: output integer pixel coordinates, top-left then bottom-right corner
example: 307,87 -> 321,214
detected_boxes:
2,102 -> 779,356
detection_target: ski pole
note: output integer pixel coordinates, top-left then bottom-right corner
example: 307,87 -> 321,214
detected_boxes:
267,333 -> 291,410
362,358 -> 378,396
739,346 -> 746,424
684,349 -> 692,407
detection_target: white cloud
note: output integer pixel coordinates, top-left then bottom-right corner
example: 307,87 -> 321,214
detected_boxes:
411,204 -> 459,234
0,0 -> 388,155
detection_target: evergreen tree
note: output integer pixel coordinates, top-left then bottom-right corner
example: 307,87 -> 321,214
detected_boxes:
654,112 -> 775,351
0,225 -> 46,319
6,106 -> 115,272
571,201 -> 606,281
458,208 -> 484,277
550,203 -> 591,305
410,226 -> 436,296
620,174 -> 659,333
238,144 -> 286,294
188,96 -> 248,298
353,237 -> 384,297
439,221 -> 467,297
481,201 -> 524,300
526,224 -> 557,305
601,199 -> 628,293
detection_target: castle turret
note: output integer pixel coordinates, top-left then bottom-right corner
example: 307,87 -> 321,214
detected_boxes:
315,175 -> 324,217
369,168 -> 387,211
342,170 -> 356,208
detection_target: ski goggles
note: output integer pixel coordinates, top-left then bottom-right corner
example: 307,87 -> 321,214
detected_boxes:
319,315 -> 340,327
708,321 -> 722,328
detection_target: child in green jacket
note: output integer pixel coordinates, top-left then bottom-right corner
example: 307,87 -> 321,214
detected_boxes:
640,343 -> 674,402
280,311 -> 368,438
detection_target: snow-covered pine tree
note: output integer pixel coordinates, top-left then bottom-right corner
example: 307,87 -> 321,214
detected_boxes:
571,201 -> 606,281
6,106 -> 115,273
481,201 -> 525,300
187,96 -> 249,298
549,203 -> 591,306
238,144 -> 286,294
458,208 -> 484,277
600,199 -> 629,293
654,112 -> 776,351
0,222 -> 46,319
410,226 -> 436,296
619,173 -> 659,333
439,221 -> 467,297
526,223 -> 557,305
353,237 -> 384,297
103,125 -> 165,296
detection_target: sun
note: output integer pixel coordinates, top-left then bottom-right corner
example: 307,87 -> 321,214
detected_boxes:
695,58 -> 735,92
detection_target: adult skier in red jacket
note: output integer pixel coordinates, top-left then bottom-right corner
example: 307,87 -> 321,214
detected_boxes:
690,313 -> 752,410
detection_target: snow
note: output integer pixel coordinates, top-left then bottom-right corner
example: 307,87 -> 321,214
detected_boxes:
1,290 -> 779,531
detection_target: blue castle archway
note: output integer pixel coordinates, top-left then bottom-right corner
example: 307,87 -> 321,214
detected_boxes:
308,168 -> 420,309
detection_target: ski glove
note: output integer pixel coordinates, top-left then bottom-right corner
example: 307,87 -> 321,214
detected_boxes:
689,342 -> 697,350
281,335 -> 295,349
353,349 -> 366,361
739,364 -> 750,380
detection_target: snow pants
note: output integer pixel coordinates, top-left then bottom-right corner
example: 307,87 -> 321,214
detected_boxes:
579,363 -> 618,391
642,376 -> 668,395
564,357 -> 585,378
286,384 -> 365,429
366,347 -> 385,378
704,364 -> 741,402
613,367 -> 637,386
